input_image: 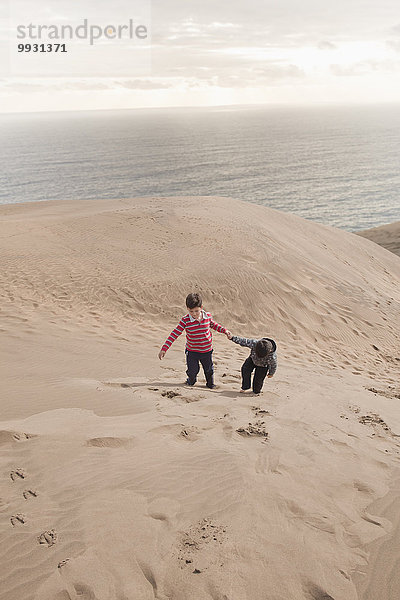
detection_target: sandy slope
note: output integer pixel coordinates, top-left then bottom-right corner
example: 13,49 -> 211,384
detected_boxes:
358,221 -> 400,258
0,196 -> 400,600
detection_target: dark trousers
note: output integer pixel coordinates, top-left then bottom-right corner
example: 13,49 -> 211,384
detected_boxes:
241,356 -> 269,394
186,350 -> 214,388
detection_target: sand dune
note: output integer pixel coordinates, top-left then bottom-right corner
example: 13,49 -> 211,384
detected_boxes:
0,196 -> 400,600
358,221 -> 400,259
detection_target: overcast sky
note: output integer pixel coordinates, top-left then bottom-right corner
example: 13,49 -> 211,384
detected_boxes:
1,0 -> 400,112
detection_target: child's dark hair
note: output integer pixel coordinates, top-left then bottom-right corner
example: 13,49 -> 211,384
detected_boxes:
186,293 -> 202,309
255,339 -> 272,358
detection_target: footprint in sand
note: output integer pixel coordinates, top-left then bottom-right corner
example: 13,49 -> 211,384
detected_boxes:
0,431 -> 34,445
161,389 -> 204,403
181,394 -> 204,403
70,583 -> 97,599
10,513 -> 27,527
50,545 -> 157,600
23,489 -> 38,500
211,414 -> 233,439
221,422 -> 234,441
180,426 -> 201,441
302,581 -> 335,600
367,386 -> 400,400
161,390 -> 181,399
151,423 -> 202,442
58,559 -> 70,569
236,420 -> 269,439
102,381 -> 138,389
358,412 -> 391,433
10,468 -> 26,481
251,406 -> 271,418
177,518 -> 228,571
38,529 -> 58,547
221,372 -> 240,382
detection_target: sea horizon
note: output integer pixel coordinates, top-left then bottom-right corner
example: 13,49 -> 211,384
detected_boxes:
1,103 -> 399,232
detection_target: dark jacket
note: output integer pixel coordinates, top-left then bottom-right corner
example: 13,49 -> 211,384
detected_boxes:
231,336 -> 277,374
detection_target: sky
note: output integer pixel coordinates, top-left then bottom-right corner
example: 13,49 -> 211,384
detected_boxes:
0,0 -> 400,112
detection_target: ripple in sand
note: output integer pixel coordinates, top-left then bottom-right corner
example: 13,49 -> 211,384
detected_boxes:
0,498 -> 9,512
86,436 -> 134,448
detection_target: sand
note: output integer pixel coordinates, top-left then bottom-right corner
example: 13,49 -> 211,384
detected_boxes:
358,221 -> 400,259
0,196 -> 400,600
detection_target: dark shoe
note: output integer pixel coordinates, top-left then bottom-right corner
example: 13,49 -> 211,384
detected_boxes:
206,384 -> 217,389
185,379 -> 195,386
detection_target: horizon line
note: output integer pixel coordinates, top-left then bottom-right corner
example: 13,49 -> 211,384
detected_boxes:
1,99 -> 400,117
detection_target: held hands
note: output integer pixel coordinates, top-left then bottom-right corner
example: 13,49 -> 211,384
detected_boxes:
225,330 -> 233,340
267,375 -> 273,378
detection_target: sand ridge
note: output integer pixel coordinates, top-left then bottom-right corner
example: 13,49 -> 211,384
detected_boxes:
1,196 -> 400,599
358,220 -> 400,258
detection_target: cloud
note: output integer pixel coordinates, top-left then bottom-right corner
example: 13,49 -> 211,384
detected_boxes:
211,64 -> 304,87
115,79 -> 176,89
3,81 -> 48,93
208,22 -> 243,30
330,63 -> 370,77
318,41 -> 336,50
387,40 -> 400,52
2,77 -> 191,94
156,19 -> 305,50
2,0 -> 400,110
330,58 -> 400,77
3,79 -> 115,92
62,81 -> 114,90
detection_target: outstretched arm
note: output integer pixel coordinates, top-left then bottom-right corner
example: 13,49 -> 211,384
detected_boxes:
210,318 -> 231,338
230,335 -> 257,349
158,319 -> 186,359
209,318 -> 226,333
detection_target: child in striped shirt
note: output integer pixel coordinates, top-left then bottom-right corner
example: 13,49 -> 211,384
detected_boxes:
158,293 -> 231,389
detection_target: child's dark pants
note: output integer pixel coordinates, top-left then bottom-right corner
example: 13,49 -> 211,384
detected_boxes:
241,356 -> 269,394
186,349 -> 214,388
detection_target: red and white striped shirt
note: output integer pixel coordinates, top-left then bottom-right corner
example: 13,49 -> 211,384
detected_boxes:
161,310 -> 226,353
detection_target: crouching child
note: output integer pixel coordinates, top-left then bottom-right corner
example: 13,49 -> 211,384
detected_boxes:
228,334 -> 277,395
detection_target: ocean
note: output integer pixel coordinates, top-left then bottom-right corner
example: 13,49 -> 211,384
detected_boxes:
1,104 -> 399,231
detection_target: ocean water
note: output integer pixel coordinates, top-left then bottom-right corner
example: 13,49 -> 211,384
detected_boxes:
1,104 -> 399,231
